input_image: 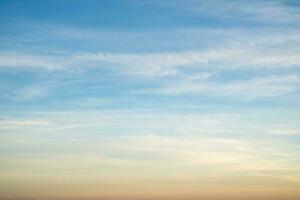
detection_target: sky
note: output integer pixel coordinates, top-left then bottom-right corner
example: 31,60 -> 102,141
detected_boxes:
0,0 -> 300,199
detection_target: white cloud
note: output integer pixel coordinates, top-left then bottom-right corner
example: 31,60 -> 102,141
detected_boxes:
5,109 -> 298,137
73,97 -> 114,106
73,46 -> 300,75
10,85 -> 51,101
1,134 -> 297,174
95,134 -> 299,172
0,119 -> 51,129
139,74 -> 300,98
0,52 -> 65,70
1,36 -> 300,76
261,126 -> 300,136
207,0 -> 300,23
0,110 -> 236,136
1,109 -> 299,178
141,0 -> 300,24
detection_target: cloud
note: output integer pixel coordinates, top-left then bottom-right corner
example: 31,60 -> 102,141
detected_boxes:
0,119 -> 51,130
262,126 -> 300,136
110,135 -> 281,170
140,0 -> 300,24
72,49 -> 241,75
0,52 -> 66,70
139,74 -> 300,98
1,110 -> 299,181
5,111 -> 234,134
73,97 -> 114,107
4,109 -> 298,137
200,0 -> 300,23
8,85 -> 51,101
74,45 -> 300,74
1,134 -> 297,175
1,40 -> 299,76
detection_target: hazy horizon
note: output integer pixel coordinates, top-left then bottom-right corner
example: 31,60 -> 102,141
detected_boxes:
1,0 -> 300,199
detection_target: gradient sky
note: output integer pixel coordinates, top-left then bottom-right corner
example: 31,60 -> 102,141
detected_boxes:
1,0 -> 300,200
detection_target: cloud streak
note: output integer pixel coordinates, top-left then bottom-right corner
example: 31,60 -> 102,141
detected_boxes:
141,0 -> 300,24
139,74 -> 300,98
1,44 -> 300,76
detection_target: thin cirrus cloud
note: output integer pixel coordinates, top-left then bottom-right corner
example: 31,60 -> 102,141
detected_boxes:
1,134 -> 298,176
1,49 -> 299,101
140,74 -> 300,98
1,46 -> 300,74
0,53 -> 65,70
141,0 -> 300,24
1,1 -> 300,199
1,110 -> 299,136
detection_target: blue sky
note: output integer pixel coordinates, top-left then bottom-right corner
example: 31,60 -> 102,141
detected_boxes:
1,0 -> 300,199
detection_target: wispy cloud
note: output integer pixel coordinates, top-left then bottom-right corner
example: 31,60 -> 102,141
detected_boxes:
1,1 -> 300,199
200,0 -> 300,23
0,119 -> 50,129
1,44 -> 299,76
142,0 -> 300,24
2,109 -> 298,137
2,134 -> 297,174
1,23 -> 300,79
107,134 -> 298,172
0,52 -> 66,70
3,84 -> 53,102
72,45 -> 300,75
73,97 -> 114,107
264,127 -> 300,136
138,74 -> 300,99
